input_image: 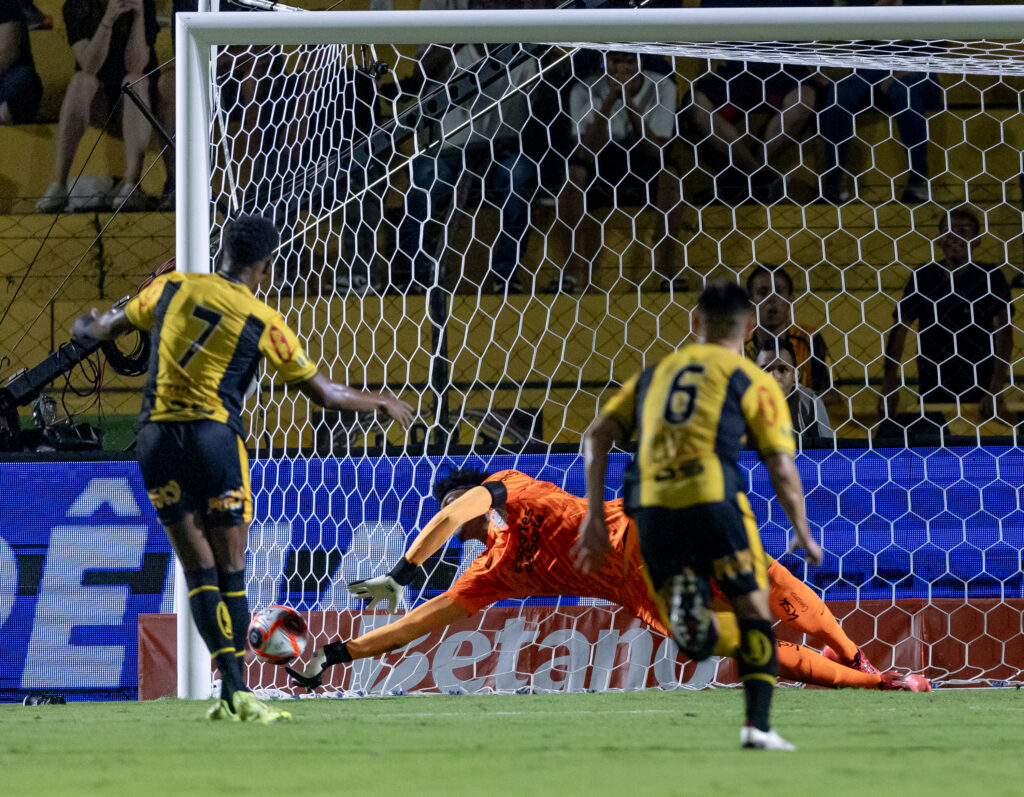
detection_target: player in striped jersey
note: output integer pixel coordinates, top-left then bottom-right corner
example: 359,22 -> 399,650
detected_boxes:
72,215 -> 415,722
576,282 -> 818,750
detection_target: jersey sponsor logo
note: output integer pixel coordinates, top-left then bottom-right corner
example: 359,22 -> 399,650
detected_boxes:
269,325 -> 294,361
513,507 -> 544,573
653,460 -> 705,482
757,385 -> 778,426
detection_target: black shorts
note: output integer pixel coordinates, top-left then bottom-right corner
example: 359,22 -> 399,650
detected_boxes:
633,495 -> 768,599
136,420 -> 252,527
694,61 -> 810,123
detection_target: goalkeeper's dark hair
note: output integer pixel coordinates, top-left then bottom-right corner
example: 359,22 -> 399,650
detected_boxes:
433,468 -> 491,502
697,281 -> 753,341
223,215 -> 280,269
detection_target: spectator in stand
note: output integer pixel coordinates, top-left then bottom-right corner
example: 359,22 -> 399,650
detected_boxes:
554,49 -> 682,294
880,207 -> 1013,420
688,0 -> 826,204
0,0 -> 43,125
387,3 -> 541,296
756,338 -> 835,440
36,0 -> 159,213
820,1 -> 939,205
744,265 -> 833,399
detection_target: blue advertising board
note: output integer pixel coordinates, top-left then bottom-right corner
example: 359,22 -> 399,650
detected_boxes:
1,446 -> 1021,701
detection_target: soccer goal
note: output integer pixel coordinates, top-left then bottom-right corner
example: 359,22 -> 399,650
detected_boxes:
174,3 -> 1024,697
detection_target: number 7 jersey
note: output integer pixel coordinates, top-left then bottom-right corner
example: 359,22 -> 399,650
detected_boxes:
600,342 -> 795,511
124,271 -> 318,435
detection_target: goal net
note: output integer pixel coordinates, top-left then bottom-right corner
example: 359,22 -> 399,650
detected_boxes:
176,4 -> 1024,696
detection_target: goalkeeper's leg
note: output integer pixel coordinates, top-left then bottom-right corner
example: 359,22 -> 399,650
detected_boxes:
767,557 -> 871,668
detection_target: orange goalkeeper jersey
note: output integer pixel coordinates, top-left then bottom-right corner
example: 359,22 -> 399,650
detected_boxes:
444,470 -> 665,632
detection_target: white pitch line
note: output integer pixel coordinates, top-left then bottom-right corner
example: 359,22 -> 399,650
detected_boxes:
335,708 -> 679,719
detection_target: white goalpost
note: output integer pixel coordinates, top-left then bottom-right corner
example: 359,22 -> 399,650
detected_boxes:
175,5 -> 1024,698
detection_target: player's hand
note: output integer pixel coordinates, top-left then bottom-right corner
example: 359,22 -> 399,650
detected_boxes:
71,309 -> 101,345
348,575 -> 403,612
286,647 -> 326,691
102,0 -> 131,23
787,534 -> 823,567
571,511 -> 611,574
380,395 -> 415,429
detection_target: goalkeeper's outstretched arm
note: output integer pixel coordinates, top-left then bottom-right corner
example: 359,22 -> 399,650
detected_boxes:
288,596 -> 470,689
289,487 -> 493,689
347,486 -> 494,611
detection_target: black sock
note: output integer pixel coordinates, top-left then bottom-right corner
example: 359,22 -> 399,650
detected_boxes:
219,569 -> 250,666
737,617 -> 779,733
185,567 -> 247,702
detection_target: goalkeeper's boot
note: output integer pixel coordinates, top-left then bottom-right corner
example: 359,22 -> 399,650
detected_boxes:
232,690 -> 293,724
740,726 -> 796,751
207,698 -> 240,722
879,671 -> 932,693
823,645 -> 881,675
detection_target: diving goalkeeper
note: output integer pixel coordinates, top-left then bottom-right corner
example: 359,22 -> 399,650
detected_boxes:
288,469 -> 929,693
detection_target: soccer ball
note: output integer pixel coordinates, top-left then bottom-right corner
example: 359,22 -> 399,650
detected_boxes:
247,605 -> 308,665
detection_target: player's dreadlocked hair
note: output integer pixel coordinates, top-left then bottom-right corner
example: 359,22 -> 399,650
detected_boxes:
433,468 -> 491,502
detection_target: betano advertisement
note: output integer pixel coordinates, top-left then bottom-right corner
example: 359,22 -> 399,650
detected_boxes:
2,447 -> 1022,701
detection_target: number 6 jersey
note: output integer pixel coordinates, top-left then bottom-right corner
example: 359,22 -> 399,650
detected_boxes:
124,271 -> 318,434
600,343 -> 795,511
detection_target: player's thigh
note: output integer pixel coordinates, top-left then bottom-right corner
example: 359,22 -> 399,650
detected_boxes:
137,421 -> 197,525
632,505 -> 710,592
704,493 -> 770,602
186,421 -> 253,533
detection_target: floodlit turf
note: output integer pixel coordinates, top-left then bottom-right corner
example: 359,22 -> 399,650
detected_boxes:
1,688 -> 1020,797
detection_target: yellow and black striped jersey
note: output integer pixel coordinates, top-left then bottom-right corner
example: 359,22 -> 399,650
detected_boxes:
124,271 -> 317,435
601,342 -> 795,510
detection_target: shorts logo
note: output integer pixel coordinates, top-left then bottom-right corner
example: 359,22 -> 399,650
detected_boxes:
712,548 -> 754,584
147,480 -> 182,510
269,325 -> 294,361
209,489 -> 246,513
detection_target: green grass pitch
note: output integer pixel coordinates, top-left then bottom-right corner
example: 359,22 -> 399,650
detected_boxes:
1,688 -> 1020,797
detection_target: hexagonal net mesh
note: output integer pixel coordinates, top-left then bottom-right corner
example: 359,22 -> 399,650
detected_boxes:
189,13 -> 1024,694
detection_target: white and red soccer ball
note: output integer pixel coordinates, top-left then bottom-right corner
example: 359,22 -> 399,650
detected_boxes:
247,605 -> 308,665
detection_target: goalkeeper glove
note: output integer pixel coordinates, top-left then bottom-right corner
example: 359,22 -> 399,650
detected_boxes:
286,642 -> 352,691
348,556 -> 419,612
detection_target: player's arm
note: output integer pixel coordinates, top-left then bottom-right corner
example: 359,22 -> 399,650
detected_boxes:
71,306 -> 136,344
288,595 -> 470,690
761,451 -> 821,566
746,376 -> 822,566
347,486 -> 495,611
293,373 -> 415,428
573,413 -> 629,573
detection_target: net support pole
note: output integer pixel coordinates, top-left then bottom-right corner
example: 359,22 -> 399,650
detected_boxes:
174,10 -> 214,701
